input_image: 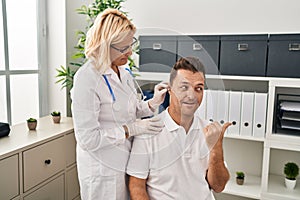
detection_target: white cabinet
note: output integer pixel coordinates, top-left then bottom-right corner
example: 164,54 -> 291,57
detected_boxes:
23,175 -> 65,200
0,116 -> 80,200
23,136 -> 65,191
136,72 -> 300,200
66,166 -> 80,200
0,154 -> 19,200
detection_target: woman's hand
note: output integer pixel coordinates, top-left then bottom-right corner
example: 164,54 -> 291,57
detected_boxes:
148,82 -> 169,110
125,116 -> 164,137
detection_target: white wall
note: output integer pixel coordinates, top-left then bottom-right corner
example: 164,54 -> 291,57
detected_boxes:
47,0 -> 67,116
51,0 -> 300,115
122,0 -> 300,35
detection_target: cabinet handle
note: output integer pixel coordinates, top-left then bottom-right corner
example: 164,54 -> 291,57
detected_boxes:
44,159 -> 51,165
193,43 -> 202,51
289,43 -> 300,51
238,43 -> 249,51
152,43 -> 162,50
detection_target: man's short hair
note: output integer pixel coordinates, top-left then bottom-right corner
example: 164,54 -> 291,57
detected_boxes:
169,56 -> 206,86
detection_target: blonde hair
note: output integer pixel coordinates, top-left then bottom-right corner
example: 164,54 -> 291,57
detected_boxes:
85,8 -> 136,73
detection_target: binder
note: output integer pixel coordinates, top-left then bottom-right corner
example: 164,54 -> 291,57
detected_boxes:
216,90 -> 229,125
227,91 -> 242,136
197,90 -> 207,119
240,92 -> 254,137
206,89 -> 218,122
253,93 -> 268,138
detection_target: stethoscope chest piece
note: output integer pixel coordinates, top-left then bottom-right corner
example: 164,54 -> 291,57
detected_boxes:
112,102 -> 121,111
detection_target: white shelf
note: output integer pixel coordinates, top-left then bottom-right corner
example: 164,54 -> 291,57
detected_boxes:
136,72 -> 169,81
225,135 -> 265,142
223,172 -> 261,199
265,174 -> 300,200
265,136 -> 300,151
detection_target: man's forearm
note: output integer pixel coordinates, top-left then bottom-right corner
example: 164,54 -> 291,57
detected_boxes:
207,144 -> 230,193
129,176 -> 150,200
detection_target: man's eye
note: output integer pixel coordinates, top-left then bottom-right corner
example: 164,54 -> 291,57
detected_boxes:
180,85 -> 188,90
195,87 -> 203,92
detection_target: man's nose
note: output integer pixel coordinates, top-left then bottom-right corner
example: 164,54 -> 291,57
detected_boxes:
186,88 -> 196,99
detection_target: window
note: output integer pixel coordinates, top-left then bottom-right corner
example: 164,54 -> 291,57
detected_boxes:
0,0 -> 47,125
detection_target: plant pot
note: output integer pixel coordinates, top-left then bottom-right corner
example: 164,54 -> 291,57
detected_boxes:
27,122 -> 37,130
52,116 -> 61,124
285,178 -> 296,190
236,177 -> 244,185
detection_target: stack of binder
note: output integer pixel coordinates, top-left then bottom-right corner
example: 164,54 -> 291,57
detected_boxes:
197,89 -> 268,138
279,101 -> 300,131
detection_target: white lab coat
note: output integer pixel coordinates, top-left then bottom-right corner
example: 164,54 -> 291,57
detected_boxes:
71,60 -> 153,200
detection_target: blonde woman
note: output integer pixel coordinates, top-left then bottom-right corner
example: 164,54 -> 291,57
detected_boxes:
71,9 -> 168,200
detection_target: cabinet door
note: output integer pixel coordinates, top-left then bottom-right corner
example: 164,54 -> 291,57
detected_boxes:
65,132 -> 76,167
139,36 -> 177,72
23,175 -> 64,200
67,166 -> 80,200
220,34 -> 268,76
23,136 -> 65,191
0,154 -> 19,200
177,35 -> 220,75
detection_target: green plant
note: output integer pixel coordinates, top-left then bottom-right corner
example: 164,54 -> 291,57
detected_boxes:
236,171 -> 245,179
51,111 -> 61,116
27,118 -> 37,122
284,162 -> 299,180
56,0 -> 138,89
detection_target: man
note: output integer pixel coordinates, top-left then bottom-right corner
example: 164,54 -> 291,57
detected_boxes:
126,57 -> 231,200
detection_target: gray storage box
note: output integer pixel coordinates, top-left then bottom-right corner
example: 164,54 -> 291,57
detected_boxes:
219,35 -> 268,76
267,34 -> 300,78
177,35 -> 220,75
139,36 -> 177,72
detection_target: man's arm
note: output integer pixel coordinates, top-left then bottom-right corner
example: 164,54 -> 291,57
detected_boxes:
204,122 -> 231,192
129,176 -> 149,200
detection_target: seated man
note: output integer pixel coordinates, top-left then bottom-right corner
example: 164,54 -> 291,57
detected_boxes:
127,57 -> 231,200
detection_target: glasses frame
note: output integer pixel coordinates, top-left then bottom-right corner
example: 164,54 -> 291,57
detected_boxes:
110,37 -> 138,54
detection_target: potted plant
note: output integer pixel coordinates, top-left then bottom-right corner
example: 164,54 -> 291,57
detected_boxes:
284,162 -> 299,190
27,118 -> 37,130
51,111 -> 61,123
236,171 -> 245,185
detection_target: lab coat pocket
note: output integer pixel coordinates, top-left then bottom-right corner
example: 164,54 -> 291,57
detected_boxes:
93,175 -> 116,199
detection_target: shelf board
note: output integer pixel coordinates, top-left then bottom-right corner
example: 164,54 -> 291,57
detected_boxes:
225,134 -> 265,142
222,172 -> 261,199
265,135 -> 300,151
266,174 -> 300,200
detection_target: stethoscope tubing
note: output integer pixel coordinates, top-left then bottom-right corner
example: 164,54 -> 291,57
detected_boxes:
102,68 -> 145,103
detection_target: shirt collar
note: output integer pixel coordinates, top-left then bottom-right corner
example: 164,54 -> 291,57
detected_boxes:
164,109 -> 202,133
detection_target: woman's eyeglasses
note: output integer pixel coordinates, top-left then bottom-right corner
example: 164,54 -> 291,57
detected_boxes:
111,37 -> 138,54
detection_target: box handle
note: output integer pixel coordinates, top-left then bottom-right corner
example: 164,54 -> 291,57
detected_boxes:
193,43 -> 203,51
153,43 -> 162,50
238,43 -> 249,51
289,43 -> 300,51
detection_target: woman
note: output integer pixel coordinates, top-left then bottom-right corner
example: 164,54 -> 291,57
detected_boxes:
71,8 -> 168,200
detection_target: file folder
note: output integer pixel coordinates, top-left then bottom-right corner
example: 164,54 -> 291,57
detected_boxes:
216,90 -> 229,125
253,93 -> 268,138
227,91 -> 242,136
206,89 -> 218,122
240,92 -> 254,137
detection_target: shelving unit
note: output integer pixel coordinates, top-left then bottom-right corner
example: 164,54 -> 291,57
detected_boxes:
136,72 -> 300,200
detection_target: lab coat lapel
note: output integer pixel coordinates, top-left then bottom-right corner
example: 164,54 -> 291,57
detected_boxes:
103,67 -> 131,95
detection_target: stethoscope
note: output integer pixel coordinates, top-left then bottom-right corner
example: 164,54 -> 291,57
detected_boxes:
102,68 -> 146,111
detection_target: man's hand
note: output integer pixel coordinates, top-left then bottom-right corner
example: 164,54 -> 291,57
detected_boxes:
203,121 -> 231,151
